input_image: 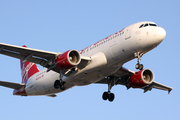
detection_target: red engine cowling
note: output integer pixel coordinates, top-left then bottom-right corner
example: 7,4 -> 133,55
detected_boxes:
55,50 -> 81,70
129,69 -> 154,88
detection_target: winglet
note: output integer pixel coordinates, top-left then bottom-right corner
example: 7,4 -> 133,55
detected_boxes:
168,89 -> 173,94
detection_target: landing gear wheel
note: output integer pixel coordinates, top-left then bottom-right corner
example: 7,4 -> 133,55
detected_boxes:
102,92 -> 115,102
108,93 -> 115,102
139,64 -> 143,70
102,92 -> 108,100
135,64 -> 139,69
60,81 -> 66,90
54,80 -> 60,89
135,63 -> 143,70
134,52 -> 144,70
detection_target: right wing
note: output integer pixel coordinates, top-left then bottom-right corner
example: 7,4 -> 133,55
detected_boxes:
96,67 -> 173,94
147,81 -> 173,94
0,80 -> 25,90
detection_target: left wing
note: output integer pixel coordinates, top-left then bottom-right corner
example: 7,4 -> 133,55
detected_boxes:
96,67 -> 173,94
0,43 -> 91,73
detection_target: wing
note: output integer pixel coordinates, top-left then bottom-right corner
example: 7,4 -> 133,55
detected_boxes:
0,43 -> 90,73
0,80 -> 25,90
96,67 -> 173,94
0,43 -> 59,67
149,81 -> 173,94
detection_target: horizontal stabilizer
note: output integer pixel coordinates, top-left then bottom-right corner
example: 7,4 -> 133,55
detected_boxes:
0,80 -> 25,90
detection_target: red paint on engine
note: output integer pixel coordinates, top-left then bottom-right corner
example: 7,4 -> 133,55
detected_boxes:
55,50 -> 74,70
129,70 -> 148,88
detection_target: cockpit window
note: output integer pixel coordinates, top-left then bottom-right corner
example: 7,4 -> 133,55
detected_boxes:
139,23 -> 158,29
144,23 -> 149,27
139,24 -> 144,28
149,23 -> 157,26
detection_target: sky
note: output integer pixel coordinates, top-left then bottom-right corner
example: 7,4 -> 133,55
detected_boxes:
0,0 -> 179,120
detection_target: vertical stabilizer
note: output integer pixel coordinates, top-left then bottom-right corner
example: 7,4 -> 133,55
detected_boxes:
20,45 -> 40,84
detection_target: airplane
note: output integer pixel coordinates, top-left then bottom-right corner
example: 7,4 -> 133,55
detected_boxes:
0,21 -> 173,102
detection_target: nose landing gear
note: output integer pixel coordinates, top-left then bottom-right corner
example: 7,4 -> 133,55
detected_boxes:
134,52 -> 144,70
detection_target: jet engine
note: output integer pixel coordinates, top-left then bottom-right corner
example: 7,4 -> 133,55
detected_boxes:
128,69 -> 154,88
55,50 -> 81,70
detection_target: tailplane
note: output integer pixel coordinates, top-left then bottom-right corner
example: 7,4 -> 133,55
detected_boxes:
20,45 -> 40,84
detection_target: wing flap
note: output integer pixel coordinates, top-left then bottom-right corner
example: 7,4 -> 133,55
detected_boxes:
0,43 -> 60,67
0,43 -> 58,59
0,80 -> 25,90
0,49 -> 47,65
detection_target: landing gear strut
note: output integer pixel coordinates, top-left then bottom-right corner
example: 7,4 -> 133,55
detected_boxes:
134,52 -> 144,70
59,71 -> 66,90
102,76 -> 117,102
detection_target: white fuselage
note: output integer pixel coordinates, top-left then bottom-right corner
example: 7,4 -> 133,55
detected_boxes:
25,21 -> 166,96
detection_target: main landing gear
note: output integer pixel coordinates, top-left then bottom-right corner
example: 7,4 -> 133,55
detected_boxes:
102,76 -> 117,102
134,52 -> 144,70
54,71 -> 66,90
102,92 -> 115,102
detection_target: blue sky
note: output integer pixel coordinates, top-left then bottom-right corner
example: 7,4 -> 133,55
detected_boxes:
0,0 -> 179,120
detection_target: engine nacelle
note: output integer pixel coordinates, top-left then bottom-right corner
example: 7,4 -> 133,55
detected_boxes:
129,69 -> 154,88
55,50 -> 81,70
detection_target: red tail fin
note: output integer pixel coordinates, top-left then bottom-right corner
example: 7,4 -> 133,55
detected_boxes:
20,45 -> 40,84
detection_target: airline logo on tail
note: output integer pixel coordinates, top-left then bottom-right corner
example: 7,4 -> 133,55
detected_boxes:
20,61 -> 39,84
20,45 -> 40,84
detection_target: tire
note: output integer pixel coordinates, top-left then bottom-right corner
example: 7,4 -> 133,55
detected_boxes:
108,93 -> 115,102
54,80 -> 60,89
135,64 -> 139,69
102,92 -> 108,100
139,64 -> 143,70
60,82 -> 66,90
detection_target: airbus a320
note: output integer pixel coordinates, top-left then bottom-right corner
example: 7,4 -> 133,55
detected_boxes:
0,21 -> 173,102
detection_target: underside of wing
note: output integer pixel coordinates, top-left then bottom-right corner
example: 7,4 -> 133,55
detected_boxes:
0,43 -> 59,67
0,80 -> 25,90
0,43 -> 91,73
96,67 -> 173,94
151,81 -> 173,94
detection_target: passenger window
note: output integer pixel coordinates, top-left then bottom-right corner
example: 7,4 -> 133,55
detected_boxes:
144,23 -> 149,27
139,24 -> 144,28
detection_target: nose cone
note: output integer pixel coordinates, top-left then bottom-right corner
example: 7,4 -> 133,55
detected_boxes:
156,27 -> 166,43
